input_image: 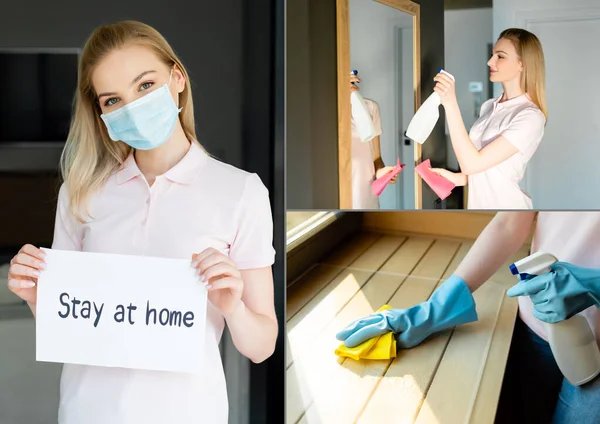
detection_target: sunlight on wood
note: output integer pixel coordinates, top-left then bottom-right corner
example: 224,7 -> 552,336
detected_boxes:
287,272 -> 364,362
287,235 -> 405,369
358,333 -> 451,423
416,401 -> 444,424
359,373 -> 428,424
286,227 -> 531,423
414,282 -> 505,424
286,211 -> 323,233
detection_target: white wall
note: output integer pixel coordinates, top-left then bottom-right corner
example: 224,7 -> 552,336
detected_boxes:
349,0 -> 413,209
492,0 -> 598,97
444,8 -> 493,170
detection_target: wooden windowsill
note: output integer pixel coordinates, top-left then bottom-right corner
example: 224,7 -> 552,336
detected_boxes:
286,212 -> 363,284
286,230 -> 530,423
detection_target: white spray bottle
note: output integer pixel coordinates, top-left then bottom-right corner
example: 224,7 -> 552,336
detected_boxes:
510,252 -> 600,386
406,69 -> 455,144
350,70 -> 377,143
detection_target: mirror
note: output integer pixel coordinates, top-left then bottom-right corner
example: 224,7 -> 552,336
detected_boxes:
337,0 -> 421,209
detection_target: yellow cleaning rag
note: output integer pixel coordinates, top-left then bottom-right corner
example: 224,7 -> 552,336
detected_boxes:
334,305 -> 397,360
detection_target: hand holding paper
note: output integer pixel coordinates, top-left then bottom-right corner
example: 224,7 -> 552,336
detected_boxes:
415,159 -> 455,200
6,244 -> 47,306
36,249 -> 208,373
371,159 -> 405,196
191,247 -> 244,316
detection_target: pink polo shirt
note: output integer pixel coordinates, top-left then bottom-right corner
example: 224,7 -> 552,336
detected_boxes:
51,141 -> 275,424
519,212 -> 600,348
467,94 -> 545,209
351,98 -> 382,209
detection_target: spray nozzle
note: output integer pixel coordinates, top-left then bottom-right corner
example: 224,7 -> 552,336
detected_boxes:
437,68 -> 456,82
510,252 -> 558,278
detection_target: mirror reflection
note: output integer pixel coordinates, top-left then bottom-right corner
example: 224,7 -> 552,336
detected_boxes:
348,0 -> 415,210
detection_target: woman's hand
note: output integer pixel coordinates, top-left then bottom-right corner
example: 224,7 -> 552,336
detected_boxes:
7,244 -> 46,304
375,166 -> 398,183
507,262 -> 600,324
350,73 -> 361,93
336,276 -> 478,348
433,72 -> 457,107
429,167 -> 467,186
192,248 -> 244,316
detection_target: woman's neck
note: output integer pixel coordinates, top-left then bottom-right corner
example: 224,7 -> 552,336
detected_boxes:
134,122 -> 191,185
501,78 -> 525,101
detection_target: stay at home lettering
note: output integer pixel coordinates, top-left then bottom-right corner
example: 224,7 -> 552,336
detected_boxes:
57,293 -> 195,328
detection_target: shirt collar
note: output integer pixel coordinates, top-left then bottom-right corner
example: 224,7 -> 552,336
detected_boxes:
115,153 -> 141,185
493,92 -> 531,110
164,141 -> 207,184
116,141 -> 207,185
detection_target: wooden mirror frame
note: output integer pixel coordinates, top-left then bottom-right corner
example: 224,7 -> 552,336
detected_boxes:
336,0 -> 422,209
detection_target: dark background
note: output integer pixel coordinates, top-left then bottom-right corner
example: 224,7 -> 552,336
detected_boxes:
0,0 -> 284,423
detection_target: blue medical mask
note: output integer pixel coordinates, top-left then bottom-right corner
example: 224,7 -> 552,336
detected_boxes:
100,69 -> 182,150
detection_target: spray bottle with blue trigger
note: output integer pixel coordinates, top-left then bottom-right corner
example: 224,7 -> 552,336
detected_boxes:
510,252 -> 600,386
349,70 -> 377,143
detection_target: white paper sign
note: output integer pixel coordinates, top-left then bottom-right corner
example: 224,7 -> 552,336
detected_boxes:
36,248 -> 207,373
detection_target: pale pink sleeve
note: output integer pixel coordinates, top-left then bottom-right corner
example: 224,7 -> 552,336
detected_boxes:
229,173 -> 276,270
500,108 -> 545,154
51,184 -> 83,251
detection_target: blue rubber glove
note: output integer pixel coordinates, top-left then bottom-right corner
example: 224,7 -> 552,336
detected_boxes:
335,275 -> 478,348
507,261 -> 600,323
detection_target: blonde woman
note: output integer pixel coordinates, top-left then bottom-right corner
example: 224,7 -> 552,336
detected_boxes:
430,28 -> 547,209
350,72 -> 397,209
6,21 -> 277,423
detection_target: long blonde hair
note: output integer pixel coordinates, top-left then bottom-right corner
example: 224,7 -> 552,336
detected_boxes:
499,28 -> 547,120
61,20 -> 197,222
